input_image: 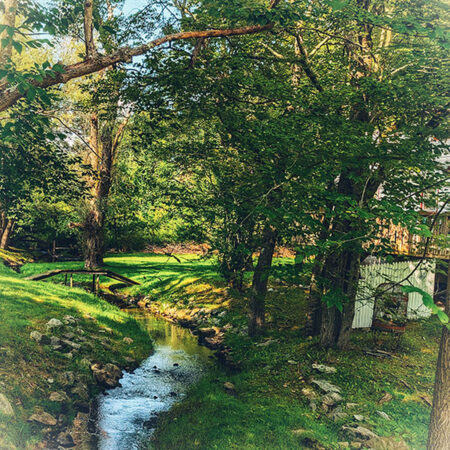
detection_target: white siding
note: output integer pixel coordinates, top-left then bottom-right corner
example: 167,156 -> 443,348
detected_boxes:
352,260 -> 436,328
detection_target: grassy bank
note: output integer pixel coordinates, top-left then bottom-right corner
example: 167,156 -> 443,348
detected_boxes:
0,255 -> 153,449
20,253 -> 440,449
152,319 -> 440,449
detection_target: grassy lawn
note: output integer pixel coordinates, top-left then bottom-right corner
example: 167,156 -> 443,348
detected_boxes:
19,252 -> 440,449
151,294 -> 440,449
0,255 -> 153,449
20,253 -> 222,296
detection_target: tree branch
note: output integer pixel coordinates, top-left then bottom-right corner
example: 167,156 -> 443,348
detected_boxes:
309,35 -> 332,58
0,23 -> 274,112
38,112 -> 102,158
294,34 -> 323,92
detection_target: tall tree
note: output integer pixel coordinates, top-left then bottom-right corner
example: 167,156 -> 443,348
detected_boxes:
427,259 -> 450,449
81,71 -> 129,268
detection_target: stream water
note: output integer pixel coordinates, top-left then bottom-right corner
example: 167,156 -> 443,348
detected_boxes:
96,311 -> 213,450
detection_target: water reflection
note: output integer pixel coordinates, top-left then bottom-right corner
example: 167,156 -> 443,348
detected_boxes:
97,311 -> 213,450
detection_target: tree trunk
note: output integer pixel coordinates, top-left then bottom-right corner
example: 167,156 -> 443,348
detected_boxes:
83,208 -> 104,269
306,260 -> 324,336
220,214 -> 255,292
319,248 -> 361,349
317,0 -> 373,348
82,109 -> 119,269
227,249 -> 254,292
427,259 -> 450,450
0,218 -> 14,249
0,211 -> 6,236
248,226 -> 277,337
0,0 -> 18,67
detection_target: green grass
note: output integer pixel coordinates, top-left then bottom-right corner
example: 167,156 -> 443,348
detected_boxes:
152,375 -> 341,449
0,248 -> 33,266
19,253 -> 441,449
21,253 -> 221,297
0,260 -> 153,449
152,315 -> 440,449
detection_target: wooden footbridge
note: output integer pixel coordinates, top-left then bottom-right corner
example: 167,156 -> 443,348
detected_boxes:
26,269 -> 140,292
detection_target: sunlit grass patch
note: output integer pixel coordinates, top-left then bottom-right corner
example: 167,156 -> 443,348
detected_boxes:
17,253 -> 441,449
0,260 -> 152,449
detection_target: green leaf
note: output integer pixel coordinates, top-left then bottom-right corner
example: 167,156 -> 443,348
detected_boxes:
322,289 -> 346,311
102,25 -> 115,34
39,90 -> 51,105
26,86 -> 36,101
327,0 -> 349,11
437,310 -> 449,324
12,41 -> 22,54
1,37 -> 11,49
402,286 -> 439,315
52,63 -> 65,73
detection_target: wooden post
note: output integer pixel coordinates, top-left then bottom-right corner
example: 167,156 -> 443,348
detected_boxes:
70,274 -> 73,288
64,273 -> 68,286
96,274 -> 100,292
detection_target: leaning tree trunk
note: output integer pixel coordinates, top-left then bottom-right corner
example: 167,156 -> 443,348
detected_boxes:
0,218 -> 14,249
248,226 -> 277,337
427,259 -> 450,449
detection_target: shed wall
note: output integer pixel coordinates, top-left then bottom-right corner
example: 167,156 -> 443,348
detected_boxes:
352,260 -> 436,328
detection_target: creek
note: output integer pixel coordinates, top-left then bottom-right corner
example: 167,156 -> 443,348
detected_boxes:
96,311 -> 214,450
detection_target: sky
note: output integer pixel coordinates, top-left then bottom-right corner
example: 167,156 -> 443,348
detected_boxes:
36,0 -> 149,17
123,0 -> 148,16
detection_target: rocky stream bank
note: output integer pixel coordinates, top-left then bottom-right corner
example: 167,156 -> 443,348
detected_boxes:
15,315 -> 143,449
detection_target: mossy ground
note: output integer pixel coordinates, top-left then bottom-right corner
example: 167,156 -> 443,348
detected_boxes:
0,259 -> 153,449
20,253 -> 440,449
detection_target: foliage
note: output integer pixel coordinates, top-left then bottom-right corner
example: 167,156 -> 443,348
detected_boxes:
402,285 -> 449,326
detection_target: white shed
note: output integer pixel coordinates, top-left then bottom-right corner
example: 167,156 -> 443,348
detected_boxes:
352,260 -> 436,328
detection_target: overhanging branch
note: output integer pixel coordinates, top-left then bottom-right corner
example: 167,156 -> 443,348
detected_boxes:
0,23 -> 274,112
